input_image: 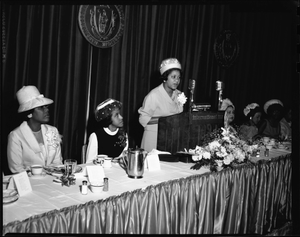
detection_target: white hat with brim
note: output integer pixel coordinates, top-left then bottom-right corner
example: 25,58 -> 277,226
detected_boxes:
17,85 -> 53,113
263,99 -> 283,114
159,58 -> 181,75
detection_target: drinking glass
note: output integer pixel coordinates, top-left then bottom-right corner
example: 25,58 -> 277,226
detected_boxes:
64,159 -> 77,175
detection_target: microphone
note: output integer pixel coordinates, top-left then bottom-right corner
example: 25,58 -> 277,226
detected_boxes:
188,79 -> 196,110
188,79 -> 196,92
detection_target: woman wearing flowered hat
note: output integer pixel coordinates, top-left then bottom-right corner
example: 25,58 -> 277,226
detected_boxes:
85,98 -> 128,163
238,103 -> 262,141
138,58 -> 187,152
256,99 -> 284,140
219,98 -> 238,134
7,86 -> 63,174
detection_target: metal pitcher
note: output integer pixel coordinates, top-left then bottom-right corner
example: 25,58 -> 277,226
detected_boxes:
119,148 -> 148,179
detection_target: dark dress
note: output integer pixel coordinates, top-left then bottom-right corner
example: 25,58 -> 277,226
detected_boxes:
95,128 -> 127,158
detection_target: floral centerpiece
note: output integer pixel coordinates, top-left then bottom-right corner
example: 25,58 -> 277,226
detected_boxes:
189,127 -> 258,172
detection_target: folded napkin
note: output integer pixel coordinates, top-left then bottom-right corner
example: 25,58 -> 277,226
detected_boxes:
146,149 -> 168,171
86,166 -> 105,186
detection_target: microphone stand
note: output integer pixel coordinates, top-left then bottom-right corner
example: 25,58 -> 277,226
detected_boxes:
188,79 -> 195,124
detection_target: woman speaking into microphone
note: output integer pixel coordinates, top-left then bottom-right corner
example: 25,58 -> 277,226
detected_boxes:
138,58 -> 187,152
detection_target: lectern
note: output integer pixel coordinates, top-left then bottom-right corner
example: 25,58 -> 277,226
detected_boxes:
157,111 -> 224,154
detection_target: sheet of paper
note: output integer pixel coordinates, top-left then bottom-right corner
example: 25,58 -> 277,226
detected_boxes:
86,166 -> 105,186
9,171 -> 32,196
146,154 -> 161,171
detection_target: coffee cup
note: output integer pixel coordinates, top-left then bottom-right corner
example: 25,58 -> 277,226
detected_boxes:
263,137 -> 270,144
31,165 -> 43,175
269,139 -> 275,145
94,155 -> 107,166
103,157 -> 112,168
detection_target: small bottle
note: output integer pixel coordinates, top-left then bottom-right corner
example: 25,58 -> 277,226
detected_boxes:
103,177 -> 109,192
81,181 -> 88,195
256,149 -> 260,158
265,149 -> 269,157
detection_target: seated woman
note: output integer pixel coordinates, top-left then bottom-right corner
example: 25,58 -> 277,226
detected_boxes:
239,103 -> 262,141
256,99 -> 284,140
219,98 -> 238,134
280,106 -> 291,141
85,98 -> 128,163
7,85 -> 63,174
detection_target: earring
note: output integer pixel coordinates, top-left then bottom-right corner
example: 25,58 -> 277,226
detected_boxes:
27,114 -> 32,118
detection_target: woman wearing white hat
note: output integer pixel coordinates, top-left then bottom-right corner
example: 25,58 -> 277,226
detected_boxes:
138,58 -> 187,152
256,99 -> 284,140
239,103 -> 262,141
85,98 -> 128,163
7,86 -> 63,173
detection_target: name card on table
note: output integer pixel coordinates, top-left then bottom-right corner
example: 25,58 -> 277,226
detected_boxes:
86,166 -> 105,186
146,149 -> 162,171
8,171 -> 32,196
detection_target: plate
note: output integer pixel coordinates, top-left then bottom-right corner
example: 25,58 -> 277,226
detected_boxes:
3,189 -> 19,204
3,195 -> 19,204
3,189 -> 18,198
45,165 -> 83,176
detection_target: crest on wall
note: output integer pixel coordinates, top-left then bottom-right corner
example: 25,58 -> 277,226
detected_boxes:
213,30 -> 240,68
78,5 -> 125,48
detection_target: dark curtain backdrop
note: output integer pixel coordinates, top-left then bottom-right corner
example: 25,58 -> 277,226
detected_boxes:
1,1 -> 297,175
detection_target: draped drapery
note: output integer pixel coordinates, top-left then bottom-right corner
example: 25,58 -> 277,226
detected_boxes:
2,154 -> 292,235
1,3 -> 296,175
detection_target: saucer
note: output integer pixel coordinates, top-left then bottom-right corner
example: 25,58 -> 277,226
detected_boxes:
30,172 -> 47,179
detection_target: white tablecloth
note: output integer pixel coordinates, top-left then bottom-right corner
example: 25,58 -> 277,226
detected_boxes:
3,147 -> 291,226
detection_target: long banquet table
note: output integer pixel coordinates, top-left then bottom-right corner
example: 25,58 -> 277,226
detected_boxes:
3,148 -> 292,235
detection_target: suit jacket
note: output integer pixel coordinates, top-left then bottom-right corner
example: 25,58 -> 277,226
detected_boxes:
7,121 -> 63,173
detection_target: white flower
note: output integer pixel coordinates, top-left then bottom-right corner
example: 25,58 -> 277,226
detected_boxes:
177,92 -> 187,106
223,153 -> 235,165
202,150 -> 211,159
45,129 -> 62,148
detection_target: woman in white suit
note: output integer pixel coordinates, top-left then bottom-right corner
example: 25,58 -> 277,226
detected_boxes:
7,86 -> 63,173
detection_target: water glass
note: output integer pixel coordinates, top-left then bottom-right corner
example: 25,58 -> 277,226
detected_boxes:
64,159 -> 77,175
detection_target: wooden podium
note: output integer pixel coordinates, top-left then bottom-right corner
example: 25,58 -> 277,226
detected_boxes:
157,111 -> 224,154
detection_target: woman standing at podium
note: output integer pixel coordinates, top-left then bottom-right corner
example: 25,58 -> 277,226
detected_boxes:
138,58 -> 186,152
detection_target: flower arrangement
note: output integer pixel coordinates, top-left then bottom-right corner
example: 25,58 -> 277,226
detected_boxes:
177,92 -> 187,106
45,129 -> 62,148
189,127 -> 258,172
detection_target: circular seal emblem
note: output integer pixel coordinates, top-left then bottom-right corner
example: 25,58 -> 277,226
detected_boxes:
214,30 -> 240,68
78,5 -> 125,48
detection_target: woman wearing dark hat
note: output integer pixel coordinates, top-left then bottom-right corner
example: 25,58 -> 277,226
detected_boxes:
239,103 -> 262,141
256,99 -> 284,140
7,86 -> 63,173
85,98 -> 128,163
138,58 -> 187,152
